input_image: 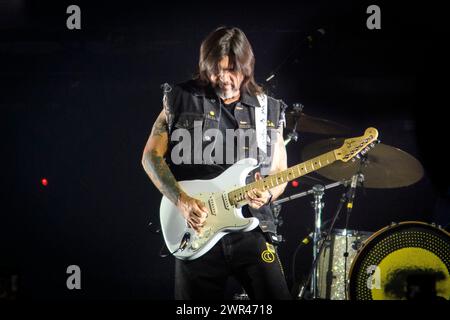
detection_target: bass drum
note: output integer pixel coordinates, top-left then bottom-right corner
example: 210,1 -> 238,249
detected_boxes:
348,221 -> 450,300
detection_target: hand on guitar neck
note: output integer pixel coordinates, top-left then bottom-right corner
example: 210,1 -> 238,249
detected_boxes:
245,172 -> 274,209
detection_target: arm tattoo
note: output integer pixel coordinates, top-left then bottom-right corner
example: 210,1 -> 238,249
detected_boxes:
142,150 -> 181,205
142,113 -> 181,204
151,116 -> 169,137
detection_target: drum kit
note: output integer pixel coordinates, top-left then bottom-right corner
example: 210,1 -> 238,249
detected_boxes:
272,105 -> 450,300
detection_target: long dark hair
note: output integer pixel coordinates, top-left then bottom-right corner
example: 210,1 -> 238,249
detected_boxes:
194,26 -> 263,96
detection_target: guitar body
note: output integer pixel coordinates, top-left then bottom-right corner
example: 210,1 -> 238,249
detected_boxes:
160,158 -> 260,260
159,127 -> 379,260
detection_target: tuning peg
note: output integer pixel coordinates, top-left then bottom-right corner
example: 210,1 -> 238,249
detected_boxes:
356,154 -> 361,159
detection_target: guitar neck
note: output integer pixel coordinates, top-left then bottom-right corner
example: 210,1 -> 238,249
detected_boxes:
228,150 -> 338,205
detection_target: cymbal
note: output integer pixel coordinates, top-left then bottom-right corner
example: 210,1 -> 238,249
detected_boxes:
285,111 -> 351,135
301,138 -> 424,188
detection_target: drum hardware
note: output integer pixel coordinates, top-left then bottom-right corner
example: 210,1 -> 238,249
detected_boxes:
300,171 -> 365,299
297,184 -> 350,299
272,170 -> 365,299
278,130 -> 436,299
283,102 -> 350,145
310,184 -> 325,298
342,157 -> 367,299
272,179 -> 352,206
284,103 -> 303,146
284,108 -> 351,136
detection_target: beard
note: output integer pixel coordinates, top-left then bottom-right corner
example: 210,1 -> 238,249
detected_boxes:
215,82 -> 240,100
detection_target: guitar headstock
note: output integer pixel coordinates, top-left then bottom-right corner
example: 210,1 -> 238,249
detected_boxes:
335,127 -> 379,162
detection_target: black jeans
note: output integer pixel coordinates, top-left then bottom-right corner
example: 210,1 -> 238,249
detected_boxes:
174,229 -> 292,300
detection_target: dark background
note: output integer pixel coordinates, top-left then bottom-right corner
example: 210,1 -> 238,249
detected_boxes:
1,0 -> 449,299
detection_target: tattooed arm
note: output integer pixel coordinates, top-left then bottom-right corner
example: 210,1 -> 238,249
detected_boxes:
141,110 -> 179,204
141,110 -> 207,232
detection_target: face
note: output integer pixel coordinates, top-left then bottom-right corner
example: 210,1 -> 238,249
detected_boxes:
209,55 -> 244,100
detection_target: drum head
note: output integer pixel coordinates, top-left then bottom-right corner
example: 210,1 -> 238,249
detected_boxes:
349,221 -> 450,300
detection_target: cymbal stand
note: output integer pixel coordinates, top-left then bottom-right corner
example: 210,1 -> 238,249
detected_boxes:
272,179 -> 351,299
300,172 -> 364,300
297,183 -> 350,299
273,174 -> 366,299
311,184 -> 325,298
284,103 -> 303,146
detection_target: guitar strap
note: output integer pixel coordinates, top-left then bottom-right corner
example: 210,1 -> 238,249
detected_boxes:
251,94 -> 280,236
255,94 -> 268,170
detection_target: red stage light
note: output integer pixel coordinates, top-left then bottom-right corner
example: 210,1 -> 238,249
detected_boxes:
291,180 -> 299,188
41,178 -> 48,187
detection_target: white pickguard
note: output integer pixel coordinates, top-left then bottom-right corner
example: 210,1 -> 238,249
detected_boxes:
159,158 -> 260,260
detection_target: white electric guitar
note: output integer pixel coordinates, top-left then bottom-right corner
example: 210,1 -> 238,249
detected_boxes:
160,127 -> 379,260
